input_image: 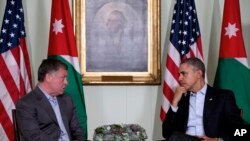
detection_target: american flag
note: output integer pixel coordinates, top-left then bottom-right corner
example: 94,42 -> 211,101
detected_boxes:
0,0 -> 32,140
160,0 -> 204,121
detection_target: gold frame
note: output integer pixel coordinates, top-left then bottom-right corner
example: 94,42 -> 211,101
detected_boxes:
73,0 -> 160,85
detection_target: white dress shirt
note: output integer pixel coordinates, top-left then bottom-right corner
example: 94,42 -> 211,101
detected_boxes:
185,84 -> 207,136
39,87 -> 70,141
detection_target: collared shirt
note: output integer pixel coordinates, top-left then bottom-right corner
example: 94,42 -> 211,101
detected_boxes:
38,86 -> 70,141
185,84 -> 207,136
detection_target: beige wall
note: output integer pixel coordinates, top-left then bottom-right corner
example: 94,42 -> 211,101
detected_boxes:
1,0 -> 250,140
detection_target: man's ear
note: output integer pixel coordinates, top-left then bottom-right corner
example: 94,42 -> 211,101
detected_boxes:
197,70 -> 203,78
45,73 -> 52,82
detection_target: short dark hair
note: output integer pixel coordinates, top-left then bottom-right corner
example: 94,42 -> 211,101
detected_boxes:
180,58 -> 205,78
38,59 -> 68,82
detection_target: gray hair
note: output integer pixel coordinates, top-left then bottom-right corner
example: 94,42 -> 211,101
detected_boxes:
180,58 -> 205,78
38,58 -> 68,82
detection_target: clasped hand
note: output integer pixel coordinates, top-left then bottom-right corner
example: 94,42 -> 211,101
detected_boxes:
172,86 -> 187,107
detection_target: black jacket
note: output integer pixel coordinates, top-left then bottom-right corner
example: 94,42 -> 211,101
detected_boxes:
162,85 -> 243,141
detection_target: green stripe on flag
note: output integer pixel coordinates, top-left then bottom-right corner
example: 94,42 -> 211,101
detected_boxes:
48,55 -> 88,137
214,58 -> 250,123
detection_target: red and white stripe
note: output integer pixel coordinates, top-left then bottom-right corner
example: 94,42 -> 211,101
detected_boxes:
160,37 -> 204,121
0,38 -> 32,141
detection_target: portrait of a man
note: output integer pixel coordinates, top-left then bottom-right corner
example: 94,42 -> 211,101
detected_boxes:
86,0 -> 148,72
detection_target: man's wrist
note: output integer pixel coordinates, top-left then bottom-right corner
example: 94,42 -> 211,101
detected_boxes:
218,137 -> 223,141
170,105 -> 178,112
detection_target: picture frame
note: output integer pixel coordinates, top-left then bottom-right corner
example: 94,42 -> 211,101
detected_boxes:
73,0 -> 160,85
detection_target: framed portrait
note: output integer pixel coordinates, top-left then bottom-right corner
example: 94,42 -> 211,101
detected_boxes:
73,0 -> 160,85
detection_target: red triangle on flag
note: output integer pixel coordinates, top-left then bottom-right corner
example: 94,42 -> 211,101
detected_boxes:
48,0 -> 78,57
219,0 -> 246,58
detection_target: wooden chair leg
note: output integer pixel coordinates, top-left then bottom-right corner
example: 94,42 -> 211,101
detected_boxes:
12,109 -> 21,141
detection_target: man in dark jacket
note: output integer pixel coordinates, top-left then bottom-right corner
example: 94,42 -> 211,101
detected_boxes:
162,58 -> 243,141
16,59 -> 84,141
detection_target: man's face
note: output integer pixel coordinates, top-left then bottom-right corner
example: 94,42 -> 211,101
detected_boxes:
178,63 -> 200,91
48,67 -> 68,96
106,14 -> 122,33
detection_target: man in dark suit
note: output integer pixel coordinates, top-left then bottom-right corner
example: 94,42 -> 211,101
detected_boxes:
16,59 -> 84,141
162,58 -> 243,141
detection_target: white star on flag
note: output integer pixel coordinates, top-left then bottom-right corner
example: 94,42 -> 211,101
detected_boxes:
225,23 -> 239,38
53,19 -> 64,34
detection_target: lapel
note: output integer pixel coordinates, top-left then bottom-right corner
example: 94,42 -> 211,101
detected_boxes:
34,87 -> 58,124
183,92 -> 190,113
180,92 -> 191,126
203,85 -> 217,119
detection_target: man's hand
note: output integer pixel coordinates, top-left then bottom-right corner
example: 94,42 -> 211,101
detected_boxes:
172,86 -> 187,107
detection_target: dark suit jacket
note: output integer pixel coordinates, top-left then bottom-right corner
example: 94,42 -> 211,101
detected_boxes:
16,86 -> 84,141
162,85 -> 243,141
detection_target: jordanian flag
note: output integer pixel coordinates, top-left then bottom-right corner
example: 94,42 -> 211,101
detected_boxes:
48,0 -> 88,138
214,0 -> 250,123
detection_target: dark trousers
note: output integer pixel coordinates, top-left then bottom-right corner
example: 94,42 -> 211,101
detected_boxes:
168,132 -> 201,141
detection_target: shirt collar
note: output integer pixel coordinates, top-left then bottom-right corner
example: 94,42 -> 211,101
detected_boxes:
199,84 -> 207,95
190,84 -> 207,96
37,85 -> 55,100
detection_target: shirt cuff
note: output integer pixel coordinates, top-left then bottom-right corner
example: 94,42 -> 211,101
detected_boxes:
170,105 -> 178,112
218,138 -> 223,141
